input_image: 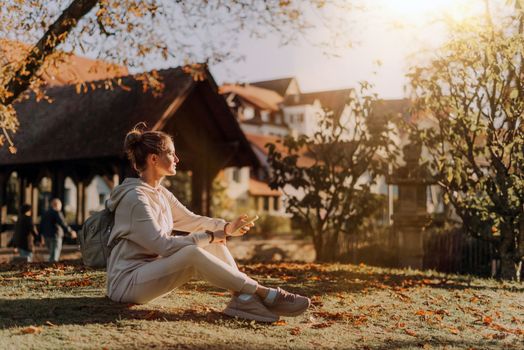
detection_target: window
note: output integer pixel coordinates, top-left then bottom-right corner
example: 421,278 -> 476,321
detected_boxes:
261,111 -> 269,123
273,196 -> 280,211
232,168 -> 240,183
263,196 -> 269,211
243,107 -> 255,120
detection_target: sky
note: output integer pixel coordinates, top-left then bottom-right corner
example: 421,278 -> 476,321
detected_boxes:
209,0 -> 487,99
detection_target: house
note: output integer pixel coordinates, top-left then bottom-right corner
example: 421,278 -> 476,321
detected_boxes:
219,78 -> 443,225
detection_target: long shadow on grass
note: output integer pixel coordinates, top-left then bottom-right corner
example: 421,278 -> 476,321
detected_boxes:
366,338 -> 514,350
0,296 -> 263,329
238,263 -> 524,297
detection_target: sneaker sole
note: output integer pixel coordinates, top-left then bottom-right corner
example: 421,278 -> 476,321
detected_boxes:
269,299 -> 311,317
223,308 -> 279,323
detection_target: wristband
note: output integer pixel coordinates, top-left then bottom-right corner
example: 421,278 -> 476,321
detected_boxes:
205,230 -> 215,243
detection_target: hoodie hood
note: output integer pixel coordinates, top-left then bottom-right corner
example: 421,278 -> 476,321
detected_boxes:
106,177 -> 158,212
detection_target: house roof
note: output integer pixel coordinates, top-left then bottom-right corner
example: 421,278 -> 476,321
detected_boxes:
219,84 -> 283,111
284,89 -> 352,117
250,77 -> 296,97
0,39 -> 128,86
372,99 -> 411,121
1,67 -> 258,170
249,178 -> 281,196
245,133 -> 315,168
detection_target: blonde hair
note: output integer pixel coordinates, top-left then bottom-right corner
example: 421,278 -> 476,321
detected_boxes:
124,122 -> 172,172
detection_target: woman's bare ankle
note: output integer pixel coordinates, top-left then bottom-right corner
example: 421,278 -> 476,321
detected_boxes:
256,286 -> 270,299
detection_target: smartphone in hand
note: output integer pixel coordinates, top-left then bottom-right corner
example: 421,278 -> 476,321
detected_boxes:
229,215 -> 259,236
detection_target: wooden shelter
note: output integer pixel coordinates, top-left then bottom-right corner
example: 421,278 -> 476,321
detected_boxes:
0,67 -> 259,230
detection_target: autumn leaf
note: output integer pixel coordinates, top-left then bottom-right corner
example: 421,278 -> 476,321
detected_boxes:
404,329 -> 417,337
21,326 -> 43,334
482,316 -> 493,325
290,327 -> 301,335
448,328 -> 460,335
311,322 -> 333,329
274,320 -> 287,326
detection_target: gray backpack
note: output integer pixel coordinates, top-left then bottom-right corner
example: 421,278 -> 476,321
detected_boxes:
78,207 -> 117,268
78,188 -> 133,267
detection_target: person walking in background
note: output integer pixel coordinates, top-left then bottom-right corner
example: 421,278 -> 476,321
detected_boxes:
13,204 -> 39,262
40,198 -> 77,262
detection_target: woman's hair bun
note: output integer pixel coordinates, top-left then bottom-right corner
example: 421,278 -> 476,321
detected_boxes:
124,130 -> 142,148
124,122 -> 147,150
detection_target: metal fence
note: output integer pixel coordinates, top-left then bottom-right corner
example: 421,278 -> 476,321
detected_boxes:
423,228 -> 495,277
340,226 -> 496,277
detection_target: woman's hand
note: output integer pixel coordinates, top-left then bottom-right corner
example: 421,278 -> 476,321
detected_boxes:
225,214 -> 255,237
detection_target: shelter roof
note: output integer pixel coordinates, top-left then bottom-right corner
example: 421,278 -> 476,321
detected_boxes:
1,67 -> 258,170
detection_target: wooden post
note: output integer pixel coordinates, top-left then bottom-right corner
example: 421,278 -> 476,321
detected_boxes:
0,173 -> 6,245
18,175 -> 26,207
31,185 -> 38,222
191,168 -> 204,215
52,170 -> 66,204
76,181 -> 84,224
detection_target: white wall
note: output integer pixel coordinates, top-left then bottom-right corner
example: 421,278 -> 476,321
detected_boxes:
85,176 -> 112,215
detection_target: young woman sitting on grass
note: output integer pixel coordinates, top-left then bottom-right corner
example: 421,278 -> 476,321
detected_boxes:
105,124 -> 310,322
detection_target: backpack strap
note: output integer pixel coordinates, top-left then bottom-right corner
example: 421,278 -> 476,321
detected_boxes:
106,186 -> 138,252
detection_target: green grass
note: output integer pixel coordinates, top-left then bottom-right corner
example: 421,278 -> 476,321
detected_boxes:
0,260 -> 523,350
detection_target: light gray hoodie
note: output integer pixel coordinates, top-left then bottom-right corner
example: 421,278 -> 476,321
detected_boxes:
105,177 -> 226,301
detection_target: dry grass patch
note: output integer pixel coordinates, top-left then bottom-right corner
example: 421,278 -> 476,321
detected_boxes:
0,260 -> 522,349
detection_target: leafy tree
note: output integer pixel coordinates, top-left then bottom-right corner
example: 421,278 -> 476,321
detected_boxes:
266,84 -> 398,261
407,6 -> 524,280
0,0 -> 358,150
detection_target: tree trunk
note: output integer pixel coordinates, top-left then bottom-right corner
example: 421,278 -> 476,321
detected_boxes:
314,229 -> 340,262
1,0 -> 99,106
499,226 -> 518,280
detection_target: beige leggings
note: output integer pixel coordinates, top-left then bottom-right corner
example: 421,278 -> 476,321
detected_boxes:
120,244 -> 258,304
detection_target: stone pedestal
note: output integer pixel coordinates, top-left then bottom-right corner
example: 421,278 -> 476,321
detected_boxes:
392,214 -> 430,269
388,141 -> 434,270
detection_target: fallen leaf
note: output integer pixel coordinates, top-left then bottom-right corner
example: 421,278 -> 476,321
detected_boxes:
449,328 -> 460,335
274,320 -> 287,326
21,326 -> 42,334
482,316 -> 493,325
290,327 -> 301,335
404,329 -> 417,337
312,322 -> 333,329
